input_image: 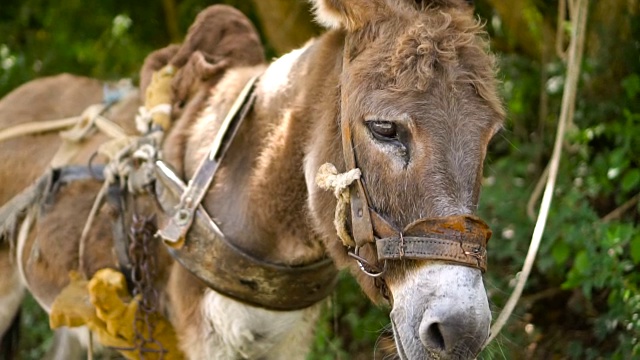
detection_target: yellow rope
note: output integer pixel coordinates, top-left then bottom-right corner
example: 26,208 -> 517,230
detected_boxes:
135,65 -> 175,133
315,163 -> 361,248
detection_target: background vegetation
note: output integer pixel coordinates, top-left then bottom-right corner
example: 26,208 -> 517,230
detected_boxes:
1,0 -> 639,358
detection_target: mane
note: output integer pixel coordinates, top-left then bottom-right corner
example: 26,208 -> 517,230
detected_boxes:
383,9 -> 504,117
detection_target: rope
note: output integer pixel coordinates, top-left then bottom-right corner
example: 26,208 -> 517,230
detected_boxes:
315,163 -> 361,247
87,330 -> 94,360
526,164 -> 549,220
58,105 -> 107,141
0,117 -> 80,143
487,0 -> 590,344
77,181 -> 110,276
136,64 -> 175,134
0,171 -> 52,240
135,104 -> 172,134
52,104 -> 130,168
555,0 -> 568,60
16,207 -> 36,289
77,136 -> 161,277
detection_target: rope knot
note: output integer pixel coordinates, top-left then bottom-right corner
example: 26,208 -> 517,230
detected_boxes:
315,163 -> 361,247
315,163 -> 361,198
135,104 -> 172,135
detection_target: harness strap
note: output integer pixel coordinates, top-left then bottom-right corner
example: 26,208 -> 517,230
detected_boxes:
155,161 -> 338,310
339,64 -> 375,249
154,74 -> 339,310
377,236 -> 487,268
157,75 -> 259,246
368,210 -> 489,271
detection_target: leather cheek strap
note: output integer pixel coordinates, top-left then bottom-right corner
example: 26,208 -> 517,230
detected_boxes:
339,79 -> 374,248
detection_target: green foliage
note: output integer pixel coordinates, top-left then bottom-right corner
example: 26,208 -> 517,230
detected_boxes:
19,295 -> 53,359
309,272 -> 392,359
0,0 -> 271,98
0,0 -> 157,96
479,16 -> 640,356
558,71 -> 640,357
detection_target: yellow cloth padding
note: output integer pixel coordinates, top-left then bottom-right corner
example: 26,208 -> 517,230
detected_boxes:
50,269 -> 184,360
144,65 -> 175,131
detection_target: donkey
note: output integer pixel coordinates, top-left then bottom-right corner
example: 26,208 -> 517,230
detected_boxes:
0,1 -> 504,359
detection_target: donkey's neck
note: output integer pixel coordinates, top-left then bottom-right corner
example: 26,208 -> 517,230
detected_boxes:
172,32 -> 344,266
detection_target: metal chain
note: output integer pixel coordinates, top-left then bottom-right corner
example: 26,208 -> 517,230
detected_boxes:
129,212 -> 166,358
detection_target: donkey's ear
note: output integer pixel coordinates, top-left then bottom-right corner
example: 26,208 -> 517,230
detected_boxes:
310,0 -> 389,31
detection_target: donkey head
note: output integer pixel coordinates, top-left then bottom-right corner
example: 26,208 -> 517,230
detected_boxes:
308,0 -> 504,358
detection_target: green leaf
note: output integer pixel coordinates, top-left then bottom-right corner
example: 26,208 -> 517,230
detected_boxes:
609,148 -> 629,169
607,289 -> 619,306
622,73 -> 640,99
630,235 -> 640,264
622,169 -> 640,192
574,250 -> 590,274
552,242 -> 571,265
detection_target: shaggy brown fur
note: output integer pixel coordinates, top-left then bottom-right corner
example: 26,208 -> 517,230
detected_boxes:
302,1 -> 504,301
139,5 -> 265,136
169,5 -> 265,118
158,5 -> 266,176
158,3 -> 502,358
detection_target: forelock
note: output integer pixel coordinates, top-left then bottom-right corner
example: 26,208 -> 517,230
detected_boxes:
361,9 -> 504,116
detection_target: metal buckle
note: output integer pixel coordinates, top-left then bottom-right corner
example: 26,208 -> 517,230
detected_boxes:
348,245 -> 387,278
464,245 -> 486,268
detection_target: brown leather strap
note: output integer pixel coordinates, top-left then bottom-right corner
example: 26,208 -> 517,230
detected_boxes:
376,236 -> 487,271
155,161 -> 338,310
339,59 -> 374,248
375,214 -> 490,272
158,76 -> 259,246
154,73 -> 338,311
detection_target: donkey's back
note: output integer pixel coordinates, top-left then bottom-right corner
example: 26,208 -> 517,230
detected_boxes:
0,74 -> 107,205
0,73 -> 143,358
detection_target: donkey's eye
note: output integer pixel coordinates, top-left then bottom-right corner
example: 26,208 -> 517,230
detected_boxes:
368,121 -> 398,140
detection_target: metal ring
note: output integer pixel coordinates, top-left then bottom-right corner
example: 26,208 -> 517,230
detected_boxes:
348,246 -> 387,278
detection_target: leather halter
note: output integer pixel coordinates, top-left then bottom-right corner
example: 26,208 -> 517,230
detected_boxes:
339,40 -> 491,276
155,76 -> 337,311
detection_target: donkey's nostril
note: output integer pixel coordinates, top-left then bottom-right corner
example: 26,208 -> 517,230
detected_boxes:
424,322 -> 446,351
419,311 -> 488,357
